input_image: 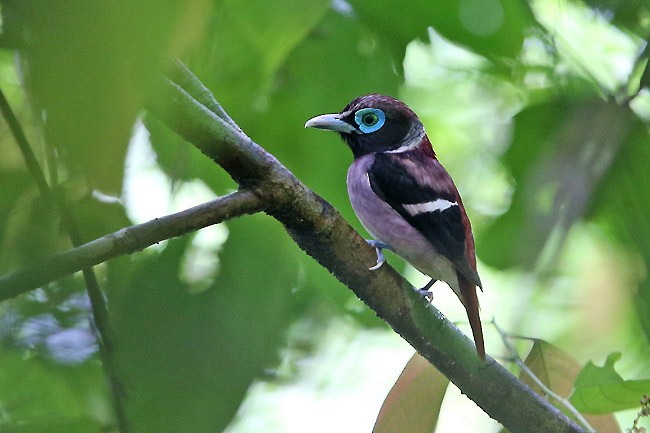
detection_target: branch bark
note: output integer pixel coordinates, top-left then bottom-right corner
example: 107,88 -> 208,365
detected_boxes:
0,65 -> 586,433
147,68 -> 584,433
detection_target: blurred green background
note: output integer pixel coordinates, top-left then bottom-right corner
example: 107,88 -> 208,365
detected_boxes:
0,0 -> 648,431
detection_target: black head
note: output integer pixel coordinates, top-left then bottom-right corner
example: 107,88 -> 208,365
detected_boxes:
305,94 -> 425,158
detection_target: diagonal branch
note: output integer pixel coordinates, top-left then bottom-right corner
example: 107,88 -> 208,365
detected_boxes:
0,65 -> 585,433
144,68 -> 585,433
0,190 -> 263,301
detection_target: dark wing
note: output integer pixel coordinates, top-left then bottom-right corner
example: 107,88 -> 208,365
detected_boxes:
368,152 -> 480,286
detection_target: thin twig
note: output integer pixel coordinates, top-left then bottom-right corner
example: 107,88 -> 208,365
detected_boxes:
492,319 -> 595,433
0,86 -> 129,432
0,88 -> 49,192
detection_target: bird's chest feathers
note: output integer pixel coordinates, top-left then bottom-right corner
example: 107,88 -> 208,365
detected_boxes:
346,156 -> 458,284
346,157 -> 396,240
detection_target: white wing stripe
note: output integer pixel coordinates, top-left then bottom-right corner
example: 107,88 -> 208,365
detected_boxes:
403,199 -> 458,216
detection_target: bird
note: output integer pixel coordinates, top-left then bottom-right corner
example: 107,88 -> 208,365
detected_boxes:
305,94 -> 485,360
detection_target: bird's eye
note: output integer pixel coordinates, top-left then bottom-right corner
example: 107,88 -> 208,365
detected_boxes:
354,108 -> 385,133
362,112 -> 378,125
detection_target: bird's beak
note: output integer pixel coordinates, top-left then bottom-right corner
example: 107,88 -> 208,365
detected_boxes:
304,114 -> 358,134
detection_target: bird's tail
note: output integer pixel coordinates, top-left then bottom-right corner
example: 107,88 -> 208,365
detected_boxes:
458,273 -> 485,361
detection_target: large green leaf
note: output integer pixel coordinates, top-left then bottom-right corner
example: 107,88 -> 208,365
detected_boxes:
570,352 -> 650,414
0,349 -> 108,432
188,0 -> 331,125
588,118 -> 650,343
478,99 -> 640,270
149,3 -> 403,322
111,215 -> 303,433
5,0 -> 210,193
349,0 -> 534,63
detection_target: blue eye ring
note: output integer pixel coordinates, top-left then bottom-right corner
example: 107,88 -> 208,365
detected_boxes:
354,108 -> 385,133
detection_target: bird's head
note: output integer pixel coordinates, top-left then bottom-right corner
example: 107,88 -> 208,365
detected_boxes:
305,94 -> 430,158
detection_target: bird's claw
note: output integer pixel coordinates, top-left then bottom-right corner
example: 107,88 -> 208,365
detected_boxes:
416,278 -> 437,301
366,239 -> 391,271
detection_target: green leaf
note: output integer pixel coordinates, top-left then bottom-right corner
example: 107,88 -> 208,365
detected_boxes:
0,189 -> 64,273
478,99 -> 639,270
111,215 -> 304,433
144,113 -> 236,195
373,352 -> 449,433
11,0 -> 210,193
588,119 -> 650,344
187,0 -> 331,122
349,0 -> 534,62
570,353 -> 650,414
582,0 -> 650,34
506,340 -> 622,433
0,349 -> 108,431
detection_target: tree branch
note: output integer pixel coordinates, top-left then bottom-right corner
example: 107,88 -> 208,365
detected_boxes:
145,70 -> 585,433
0,190 -> 263,301
0,66 -> 586,432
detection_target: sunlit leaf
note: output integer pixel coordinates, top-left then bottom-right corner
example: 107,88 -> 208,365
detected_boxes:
373,352 -> 449,433
570,353 -> 650,414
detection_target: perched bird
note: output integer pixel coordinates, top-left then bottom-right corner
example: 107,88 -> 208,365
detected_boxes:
305,94 -> 485,360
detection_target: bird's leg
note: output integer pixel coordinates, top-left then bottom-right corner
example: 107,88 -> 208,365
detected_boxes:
366,240 -> 392,270
417,278 -> 437,300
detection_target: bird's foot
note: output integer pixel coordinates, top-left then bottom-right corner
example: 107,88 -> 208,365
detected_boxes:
366,240 -> 391,271
416,278 -> 437,301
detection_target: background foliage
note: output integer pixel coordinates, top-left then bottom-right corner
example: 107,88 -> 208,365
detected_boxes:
0,0 -> 649,431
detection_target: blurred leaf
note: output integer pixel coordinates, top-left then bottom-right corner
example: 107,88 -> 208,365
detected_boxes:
0,349 -> 108,431
189,0 -> 330,119
479,99 -> 638,270
111,215 -> 304,433
7,0 -> 210,193
588,118 -> 650,343
144,113 -> 236,195
72,194 -> 131,242
152,4 -> 402,321
349,0 -> 534,63
0,420 -> 102,433
570,352 -> 650,414
582,0 -> 650,34
0,188 -> 64,273
510,340 -> 622,433
0,177 -> 130,272
373,352 -> 449,433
